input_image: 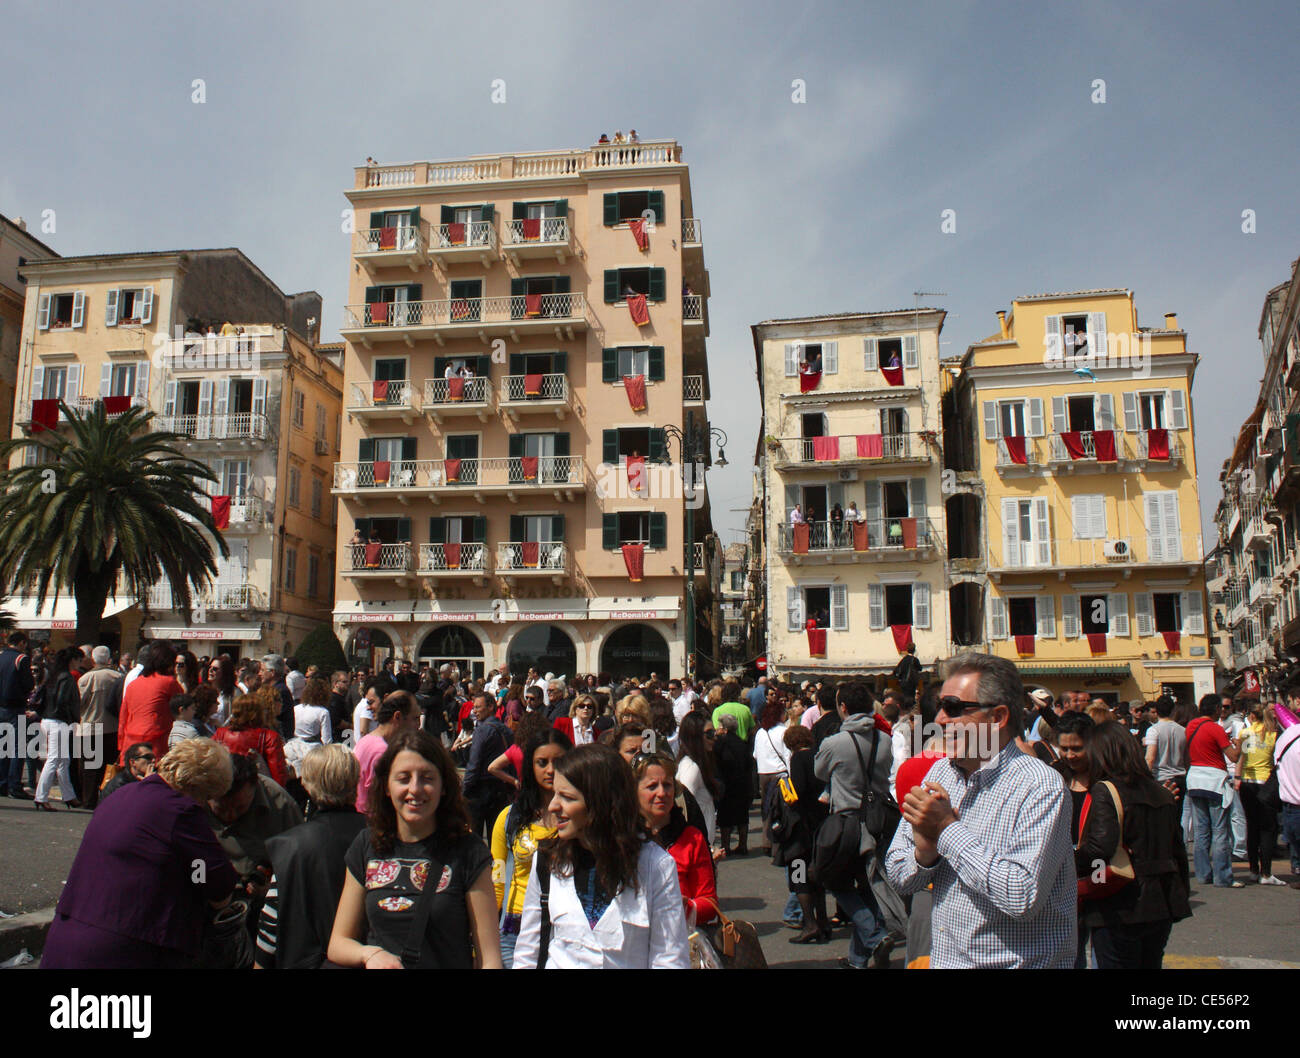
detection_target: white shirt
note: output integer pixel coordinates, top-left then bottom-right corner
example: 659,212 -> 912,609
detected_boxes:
292,704 -> 332,743
790,508 -> 804,526
122,664 -> 144,693
512,842 -> 690,969
675,754 -> 716,846
352,701 -> 374,738
754,725 -> 791,775
672,692 -> 695,724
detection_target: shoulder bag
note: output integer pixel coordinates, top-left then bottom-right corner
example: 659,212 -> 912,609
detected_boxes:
811,728 -> 899,888
1258,734 -> 1296,812
399,841 -> 447,969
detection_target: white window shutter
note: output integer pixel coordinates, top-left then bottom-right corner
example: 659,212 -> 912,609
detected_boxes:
163,381 -> 177,416
1092,495 -> 1107,539
1051,395 -> 1067,433
66,363 -> 81,401
908,477 -> 926,518
983,401 -> 998,441
783,343 -> 798,377
831,584 -> 849,630
989,594 -> 1008,639
37,294 -> 50,330
864,480 -> 881,543
31,364 -> 45,401
903,334 -> 918,369
863,338 -> 878,370
210,458 -> 226,498
1036,594 -> 1056,638
823,340 -> 838,375
135,359 -> 150,399
913,581 -> 930,629
1135,592 -> 1154,637
867,584 -> 884,630
1044,315 -> 1063,363
1183,591 -> 1204,635
139,287 -> 154,325
1062,594 -> 1080,638
1161,492 -> 1181,559
105,289 -> 118,327
1122,391 -> 1139,432
1002,497 -> 1020,566
1029,398 -> 1044,437
98,363 -> 110,397
1033,497 -> 1051,565
1108,593 -> 1129,636
252,377 -> 268,416
1144,492 -> 1164,562
1096,393 -> 1114,431
1089,312 -> 1107,357
787,586 -> 802,632
1169,388 -> 1188,430
214,380 -> 229,417
71,291 -> 85,329
197,379 -> 213,415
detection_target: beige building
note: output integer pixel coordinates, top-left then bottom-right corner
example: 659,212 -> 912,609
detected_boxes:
331,141 -> 717,680
0,215 -> 59,440
8,249 -> 342,657
752,309 -> 950,683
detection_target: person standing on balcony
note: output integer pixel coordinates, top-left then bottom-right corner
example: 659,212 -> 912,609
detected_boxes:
846,501 -> 863,523
831,503 -> 845,546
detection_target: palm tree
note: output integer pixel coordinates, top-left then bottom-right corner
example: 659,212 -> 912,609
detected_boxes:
0,401 -> 229,643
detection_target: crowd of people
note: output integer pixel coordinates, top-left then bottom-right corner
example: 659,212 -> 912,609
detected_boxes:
5,631 -> 1299,970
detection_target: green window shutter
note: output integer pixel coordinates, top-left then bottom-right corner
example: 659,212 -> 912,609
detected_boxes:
553,198 -> 568,218
649,512 -> 667,549
603,513 -> 618,549
440,205 -> 453,223
397,518 -> 411,542
648,268 -> 666,302
358,437 -> 375,461
406,283 -> 422,301
364,285 -> 380,303
602,347 -> 618,383
510,515 -> 525,542
510,277 -> 525,298
551,515 -> 565,540
603,429 -> 619,465
552,351 -> 567,375
355,517 -> 371,538
429,517 -> 446,543
508,434 -> 524,458
512,202 -> 527,220
554,432 -> 569,456
408,206 -> 420,227
603,193 -> 619,226
369,212 -> 383,230
604,270 -> 619,303
647,190 -> 665,225
509,353 -> 525,375
474,355 -> 490,376
401,437 -> 417,461
480,203 -> 494,222
648,346 -> 665,381
649,428 -> 667,463
555,274 -> 571,294
472,516 -> 487,543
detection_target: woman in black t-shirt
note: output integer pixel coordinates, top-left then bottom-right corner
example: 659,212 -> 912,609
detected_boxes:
329,730 -> 502,969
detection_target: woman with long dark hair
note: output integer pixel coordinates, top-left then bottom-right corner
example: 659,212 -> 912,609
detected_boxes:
674,711 -> 720,850
34,646 -> 84,811
512,744 -> 690,968
491,728 -> 571,966
175,650 -> 201,694
206,655 -> 237,723
328,730 -> 501,969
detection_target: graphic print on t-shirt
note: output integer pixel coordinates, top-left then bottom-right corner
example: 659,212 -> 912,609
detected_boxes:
411,861 -> 428,891
366,860 -> 400,888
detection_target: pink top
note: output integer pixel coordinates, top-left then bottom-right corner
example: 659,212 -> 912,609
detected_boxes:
801,705 -> 822,730
354,732 -> 389,814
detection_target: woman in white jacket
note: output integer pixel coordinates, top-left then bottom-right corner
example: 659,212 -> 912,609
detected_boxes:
512,744 -> 690,969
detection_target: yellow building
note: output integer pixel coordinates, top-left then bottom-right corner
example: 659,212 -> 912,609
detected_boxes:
0,215 -> 59,440
8,249 -> 342,658
947,289 -> 1212,706
331,141 -> 717,679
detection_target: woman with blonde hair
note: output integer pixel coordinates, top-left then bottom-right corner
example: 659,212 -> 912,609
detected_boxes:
615,693 -> 652,728
213,692 -> 289,788
555,693 -> 599,746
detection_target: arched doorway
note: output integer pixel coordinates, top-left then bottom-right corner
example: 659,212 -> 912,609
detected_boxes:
507,624 -> 576,680
346,627 -> 393,672
418,625 -> 486,682
600,624 -> 669,681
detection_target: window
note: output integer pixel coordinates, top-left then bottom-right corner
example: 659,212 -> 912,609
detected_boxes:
602,511 -> 667,549
1071,495 -> 1106,539
602,346 -> 665,383
602,268 -> 667,303
38,291 -> 84,330
878,338 -> 904,370
616,511 -> 652,545
292,389 -> 305,428
108,363 -> 136,397
805,586 -> 831,629
315,403 -> 326,440
1081,594 -> 1108,634
619,347 -> 648,377
1001,497 -> 1051,566
222,460 -> 250,497
284,548 -> 297,593
1143,491 -> 1182,560
602,427 -> 667,465
1061,313 -> 1090,355
983,398 -> 1044,440
288,466 -> 301,507
1153,592 -> 1181,633
311,477 -> 323,519
104,287 -> 153,326
730,571 -> 744,591
1008,597 -> 1037,637
999,401 -> 1026,438
36,364 -> 67,399
374,358 -> 406,383
885,584 -> 912,626
307,554 -> 320,599
1138,392 -> 1165,429
603,190 -> 665,225
862,335 -> 918,371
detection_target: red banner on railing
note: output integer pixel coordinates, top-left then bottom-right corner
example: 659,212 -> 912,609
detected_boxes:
524,373 -> 544,397
521,217 -> 540,240
900,517 -> 918,549
1014,634 -> 1035,655
891,624 -> 913,652
443,458 -> 461,483
524,292 -> 543,317
880,365 -> 904,386
1161,630 -> 1180,653
852,521 -> 869,551
521,541 -> 539,567
443,541 -> 461,569
627,455 -> 647,493
1093,429 -> 1117,462
792,522 -> 810,554
1086,632 -> 1107,654
806,625 -> 827,658
622,543 -> 645,582
372,460 -> 391,485
447,376 -> 465,401
372,379 -> 389,402
446,222 -> 466,245
521,456 -> 538,481
799,370 -> 821,393
379,226 -> 396,250
812,436 -> 839,461
1061,431 -> 1087,459
1003,435 -> 1027,464
628,218 -> 649,251
627,293 -> 650,326
856,433 -> 883,458
364,542 -> 383,568
103,395 -> 132,415
369,302 -> 389,325
210,495 -> 231,530
1147,428 -> 1170,460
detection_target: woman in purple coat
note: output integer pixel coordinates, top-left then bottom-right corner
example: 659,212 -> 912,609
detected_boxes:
42,738 -> 239,968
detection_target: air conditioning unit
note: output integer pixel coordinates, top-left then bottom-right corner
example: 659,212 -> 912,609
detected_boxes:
315,438 -> 329,455
1103,539 -> 1130,559
837,468 -> 858,482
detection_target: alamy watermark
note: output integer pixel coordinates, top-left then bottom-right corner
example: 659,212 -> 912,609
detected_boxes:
1043,327 -> 1151,378
594,460 -> 706,509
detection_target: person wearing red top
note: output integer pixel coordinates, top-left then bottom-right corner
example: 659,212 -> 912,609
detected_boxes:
634,752 -> 716,924
895,748 -> 946,968
212,692 -> 289,788
1185,695 -> 1243,888
118,641 -> 186,764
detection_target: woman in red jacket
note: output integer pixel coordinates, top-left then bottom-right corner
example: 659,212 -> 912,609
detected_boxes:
118,642 -> 186,764
212,691 -> 289,788
634,751 -> 716,924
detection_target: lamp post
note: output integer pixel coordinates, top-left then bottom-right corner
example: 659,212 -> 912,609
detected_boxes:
662,422 -> 728,679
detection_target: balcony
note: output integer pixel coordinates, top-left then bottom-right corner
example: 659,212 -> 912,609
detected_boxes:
341,293 -> 587,347
147,582 -> 268,611
990,532 -> 1205,577
776,518 -> 938,563
341,541 -> 414,578
687,541 -> 707,575
427,220 -> 498,267
994,437 -> 1042,474
500,373 -> 571,419
769,433 -> 931,469
417,542 -> 490,583
347,380 -> 420,424
1249,575 -> 1278,609
422,376 -> 494,422
682,294 -> 704,325
155,333 -> 274,371
354,226 -> 427,271
1046,431 -> 1131,472
333,455 -> 586,503
681,219 -> 702,245
497,542 -> 568,583
158,412 -> 271,444
17,395 -> 148,428
223,494 -> 267,531
503,217 -> 574,263
683,375 -> 707,404
1134,429 -> 1185,466
1243,505 -> 1275,551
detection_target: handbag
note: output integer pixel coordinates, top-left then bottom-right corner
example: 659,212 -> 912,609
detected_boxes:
1076,780 -> 1135,900
811,729 -> 899,888
1258,734 -> 1295,812
694,900 -> 767,969
195,898 -> 253,969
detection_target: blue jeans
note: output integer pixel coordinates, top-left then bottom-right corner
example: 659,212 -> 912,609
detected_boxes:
830,872 -> 885,968
0,707 -> 26,793
1189,790 -> 1234,886
782,890 -> 801,924
1091,920 -> 1172,970
1282,803 -> 1300,876
499,930 -> 517,969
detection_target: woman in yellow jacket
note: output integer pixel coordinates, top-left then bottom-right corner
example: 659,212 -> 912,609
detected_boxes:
492,729 -> 572,966
1237,702 -> 1283,885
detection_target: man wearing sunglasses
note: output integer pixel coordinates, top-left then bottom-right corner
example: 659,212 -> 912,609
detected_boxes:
885,652 -> 1075,968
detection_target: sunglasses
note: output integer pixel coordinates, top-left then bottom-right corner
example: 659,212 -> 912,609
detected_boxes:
703,730 -> 716,739
937,696 -> 993,718
133,753 -> 156,763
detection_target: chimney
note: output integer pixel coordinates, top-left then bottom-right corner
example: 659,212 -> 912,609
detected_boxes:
1164,312 -> 1178,330
996,310 -> 1008,338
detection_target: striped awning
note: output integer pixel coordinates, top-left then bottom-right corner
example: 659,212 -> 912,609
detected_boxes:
1017,663 -> 1131,677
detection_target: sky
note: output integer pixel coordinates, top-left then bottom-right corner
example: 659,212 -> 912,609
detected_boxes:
4,0 -> 1298,547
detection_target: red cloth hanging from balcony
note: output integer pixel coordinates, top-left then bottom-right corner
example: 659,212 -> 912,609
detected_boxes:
369,301 -> 389,325
900,517 -> 918,549
1093,429 -> 1117,462
371,379 -> 389,402
443,458 -> 461,484
524,373 -> 544,397
623,374 -> 647,412
806,624 -> 827,659
1014,634 -> 1035,656
364,542 -> 383,569
371,460 -> 391,485
524,292 -> 543,317
1003,435 -> 1027,464
1061,431 -> 1087,459
103,395 -> 132,415
1147,428 -> 1170,460
812,436 -> 839,461
521,456 -> 539,481
451,299 -> 472,321
626,455 -> 647,493
210,495 -> 231,530
379,226 -> 397,250
447,376 -> 465,401
856,433 -> 883,458
627,218 -> 649,251
891,624 -> 913,652
1086,632 -> 1107,655
880,365 -> 904,386
799,369 -> 821,393
792,522 -> 810,554
446,222 -> 465,245
1161,630 -> 1180,653
521,217 -> 541,240
521,541 -> 539,568
626,294 -> 650,327
443,541 -> 461,569
30,398 -> 58,433
852,521 -> 869,551
621,543 -> 645,582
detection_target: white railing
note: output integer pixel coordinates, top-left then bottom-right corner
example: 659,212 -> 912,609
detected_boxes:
682,218 -> 702,243
334,455 -> 585,490
501,373 -> 568,403
228,494 -> 265,525
427,158 -> 502,183
1048,431 -> 1130,462
363,165 -> 417,187
683,294 -> 704,321
344,293 -> 585,330
343,541 -> 413,572
774,433 -> 917,463
430,220 -> 497,251
497,541 -> 568,572
504,217 -> 569,245
683,375 -> 705,402
995,437 -> 1040,467
778,518 -> 935,553
513,152 -> 584,178
147,582 -> 267,611
158,412 -> 270,440
359,144 -> 679,189
1135,430 -> 1183,462
356,226 -> 423,254
687,542 -> 706,570
418,542 -> 489,573
156,334 -> 270,370
349,379 -> 416,410
590,141 -> 680,167
423,376 -> 491,405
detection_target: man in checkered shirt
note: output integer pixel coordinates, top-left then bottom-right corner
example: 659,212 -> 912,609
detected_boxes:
886,652 -> 1076,968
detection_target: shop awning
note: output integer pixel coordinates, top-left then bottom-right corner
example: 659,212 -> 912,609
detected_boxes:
2,594 -> 135,630
142,624 -> 263,641
1018,663 -> 1131,677
587,596 -> 680,621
